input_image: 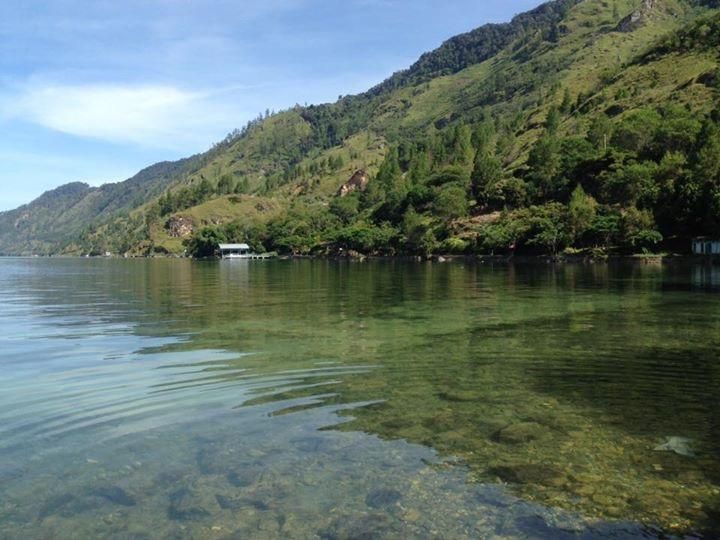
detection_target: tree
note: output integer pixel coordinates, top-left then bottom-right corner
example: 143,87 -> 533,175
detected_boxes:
588,213 -> 621,248
330,194 -> 360,224
560,88 -> 573,115
144,203 -> 161,235
223,221 -> 268,253
621,207 -> 661,251
527,203 -> 570,255
601,160 -> 658,207
332,222 -> 398,254
527,135 -> 562,200
434,184 -> 469,220
471,151 -> 503,203
654,106 -> 702,156
546,106 -> 561,135
558,137 -> 596,192
480,211 -> 531,254
402,205 -> 433,254
452,124 -> 475,170
217,174 -> 235,195
370,147 -> 408,217
409,148 -> 432,185
472,121 -> 496,154
184,226 -> 226,258
159,191 -> 176,215
611,109 -> 661,155
568,185 -> 597,242
235,178 -> 250,194
691,117 -> 720,232
550,22 -> 561,42
486,178 -> 529,209
587,114 -> 613,153
376,147 -> 403,192
427,165 -> 471,189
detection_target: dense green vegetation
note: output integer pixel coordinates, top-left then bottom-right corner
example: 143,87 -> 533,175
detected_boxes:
186,102 -> 720,258
368,0 -> 581,95
2,0 -> 719,258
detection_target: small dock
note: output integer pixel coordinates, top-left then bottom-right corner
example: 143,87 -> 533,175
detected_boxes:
218,244 -> 276,260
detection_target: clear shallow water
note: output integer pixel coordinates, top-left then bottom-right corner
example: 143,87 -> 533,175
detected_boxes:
0,258 -> 719,538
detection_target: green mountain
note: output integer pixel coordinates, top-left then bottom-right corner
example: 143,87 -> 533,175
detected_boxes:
0,158 -> 198,255
2,0 -> 719,257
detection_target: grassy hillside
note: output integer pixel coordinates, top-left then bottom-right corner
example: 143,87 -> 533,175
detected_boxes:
1,0 -> 719,257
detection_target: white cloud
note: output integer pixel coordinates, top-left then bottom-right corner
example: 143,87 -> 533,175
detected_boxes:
1,83 -> 249,150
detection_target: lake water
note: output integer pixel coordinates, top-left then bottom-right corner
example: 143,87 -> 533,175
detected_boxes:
0,258 -> 719,539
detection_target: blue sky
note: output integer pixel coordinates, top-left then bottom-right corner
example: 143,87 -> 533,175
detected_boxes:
0,0 -> 542,211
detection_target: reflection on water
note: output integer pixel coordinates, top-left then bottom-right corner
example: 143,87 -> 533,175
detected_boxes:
692,264 -> 720,290
0,258 -> 719,538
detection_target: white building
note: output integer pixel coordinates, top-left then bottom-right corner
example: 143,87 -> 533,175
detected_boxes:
692,237 -> 720,256
218,243 -> 252,259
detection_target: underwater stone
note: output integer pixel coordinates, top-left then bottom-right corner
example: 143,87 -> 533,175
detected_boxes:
365,488 -> 402,508
195,447 -> 225,475
510,514 -> 577,540
216,494 -> 241,510
216,494 -> 270,511
488,464 -> 565,487
290,436 -> 326,453
436,390 -> 480,403
92,486 -> 136,507
474,485 -> 516,508
167,487 -> 213,521
226,469 -> 259,488
402,508 -> 422,523
653,436 -> 695,458
37,493 -> 76,520
319,513 -> 396,540
494,422 -> 548,444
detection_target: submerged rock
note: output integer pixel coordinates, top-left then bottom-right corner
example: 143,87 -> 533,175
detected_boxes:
226,469 -> 259,488
92,486 -> 136,507
654,436 -> 695,458
365,488 -> 402,509
37,493 -> 76,520
488,464 -> 565,487
494,422 -> 548,444
291,435 -> 327,453
167,487 -> 214,521
216,494 -> 270,511
436,390 -> 480,403
319,512 -> 397,540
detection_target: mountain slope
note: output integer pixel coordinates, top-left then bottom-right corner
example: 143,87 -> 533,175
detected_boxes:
0,158 -> 199,255
1,0 -> 719,257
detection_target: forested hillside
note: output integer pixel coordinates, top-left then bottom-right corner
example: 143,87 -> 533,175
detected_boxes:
0,158 -> 198,255
2,0 -> 719,257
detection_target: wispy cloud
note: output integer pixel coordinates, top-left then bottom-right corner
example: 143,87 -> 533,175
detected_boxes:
1,83 -> 248,150
0,0 -> 545,210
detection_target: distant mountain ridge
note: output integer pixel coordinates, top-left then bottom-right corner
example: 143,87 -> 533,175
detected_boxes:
368,0 -> 581,95
2,0 -> 719,257
0,158 -> 197,255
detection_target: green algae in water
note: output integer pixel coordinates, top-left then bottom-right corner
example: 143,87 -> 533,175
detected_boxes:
1,258 -> 720,537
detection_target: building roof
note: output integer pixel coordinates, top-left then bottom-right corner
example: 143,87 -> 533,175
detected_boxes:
219,243 -> 250,250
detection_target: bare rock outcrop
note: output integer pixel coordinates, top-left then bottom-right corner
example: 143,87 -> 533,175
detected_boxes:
616,0 -> 656,32
337,170 -> 369,197
165,215 -> 195,238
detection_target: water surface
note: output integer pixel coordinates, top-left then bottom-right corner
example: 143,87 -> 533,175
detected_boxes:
1,258 -> 719,538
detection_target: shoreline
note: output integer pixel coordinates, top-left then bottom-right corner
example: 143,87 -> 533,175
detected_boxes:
4,253 -> 720,265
